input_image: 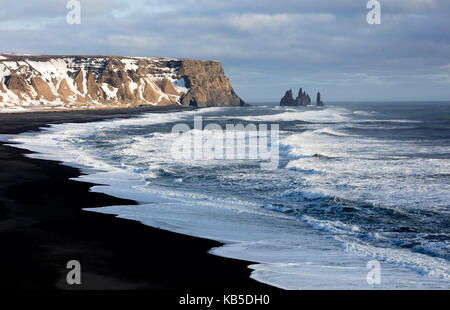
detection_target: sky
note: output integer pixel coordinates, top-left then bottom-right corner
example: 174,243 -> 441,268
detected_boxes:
1,0 -> 449,102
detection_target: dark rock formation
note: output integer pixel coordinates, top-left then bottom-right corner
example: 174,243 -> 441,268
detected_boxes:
280,89 -> 296,106
280,87 -> 312,106
316,92 -> 324,106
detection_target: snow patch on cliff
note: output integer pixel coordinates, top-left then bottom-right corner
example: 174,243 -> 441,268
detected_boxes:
0,54 -> 191,113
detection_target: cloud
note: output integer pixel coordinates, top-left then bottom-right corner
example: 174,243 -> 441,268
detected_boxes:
226,14 -> 293,32
98,34 -> 165,50
224,13 -> 334,33
0,0 -> 449,100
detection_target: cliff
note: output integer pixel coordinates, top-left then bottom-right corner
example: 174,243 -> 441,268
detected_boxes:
177,59 -> 244,107
0,53 -> 244,112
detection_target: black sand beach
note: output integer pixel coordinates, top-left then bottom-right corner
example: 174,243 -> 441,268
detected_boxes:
0,106 -> 275,291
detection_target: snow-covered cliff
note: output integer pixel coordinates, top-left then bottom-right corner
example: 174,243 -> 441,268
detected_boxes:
0,54 -> 244,112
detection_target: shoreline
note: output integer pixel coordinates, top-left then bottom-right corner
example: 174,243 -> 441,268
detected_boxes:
0,105 -> 195,134
0,106 -> 276,290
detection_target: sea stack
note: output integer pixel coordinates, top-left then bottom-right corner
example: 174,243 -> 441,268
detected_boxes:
280,89 -> 296,106
317,92 -> 324,106
280,87 -> 312,106
295,88 -> 311,106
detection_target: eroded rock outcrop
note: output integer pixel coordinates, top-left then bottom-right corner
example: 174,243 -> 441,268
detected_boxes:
280,87 -> 314,106
0,53 -> 244,112
317,91 -> 324,106
280,89 -> 296,106
295,88 -> 311,106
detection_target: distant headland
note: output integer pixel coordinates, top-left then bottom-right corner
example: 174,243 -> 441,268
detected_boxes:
0,53 -> 244,113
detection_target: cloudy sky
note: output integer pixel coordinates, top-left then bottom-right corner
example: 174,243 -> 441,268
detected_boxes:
1,0 -> 449,102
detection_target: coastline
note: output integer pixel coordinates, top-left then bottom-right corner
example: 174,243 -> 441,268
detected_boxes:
0,106 -> 275,291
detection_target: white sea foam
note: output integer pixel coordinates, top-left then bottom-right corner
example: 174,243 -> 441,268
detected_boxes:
280,127 -> 450,212
302,216 -> 450,280
234,107 -> 351,123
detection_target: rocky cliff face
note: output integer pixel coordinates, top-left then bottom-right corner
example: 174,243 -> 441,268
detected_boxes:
0,53 -> 244,112
177,59 -> 244,107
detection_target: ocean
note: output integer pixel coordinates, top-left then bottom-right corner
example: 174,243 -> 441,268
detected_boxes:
6,102 -> 450,289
